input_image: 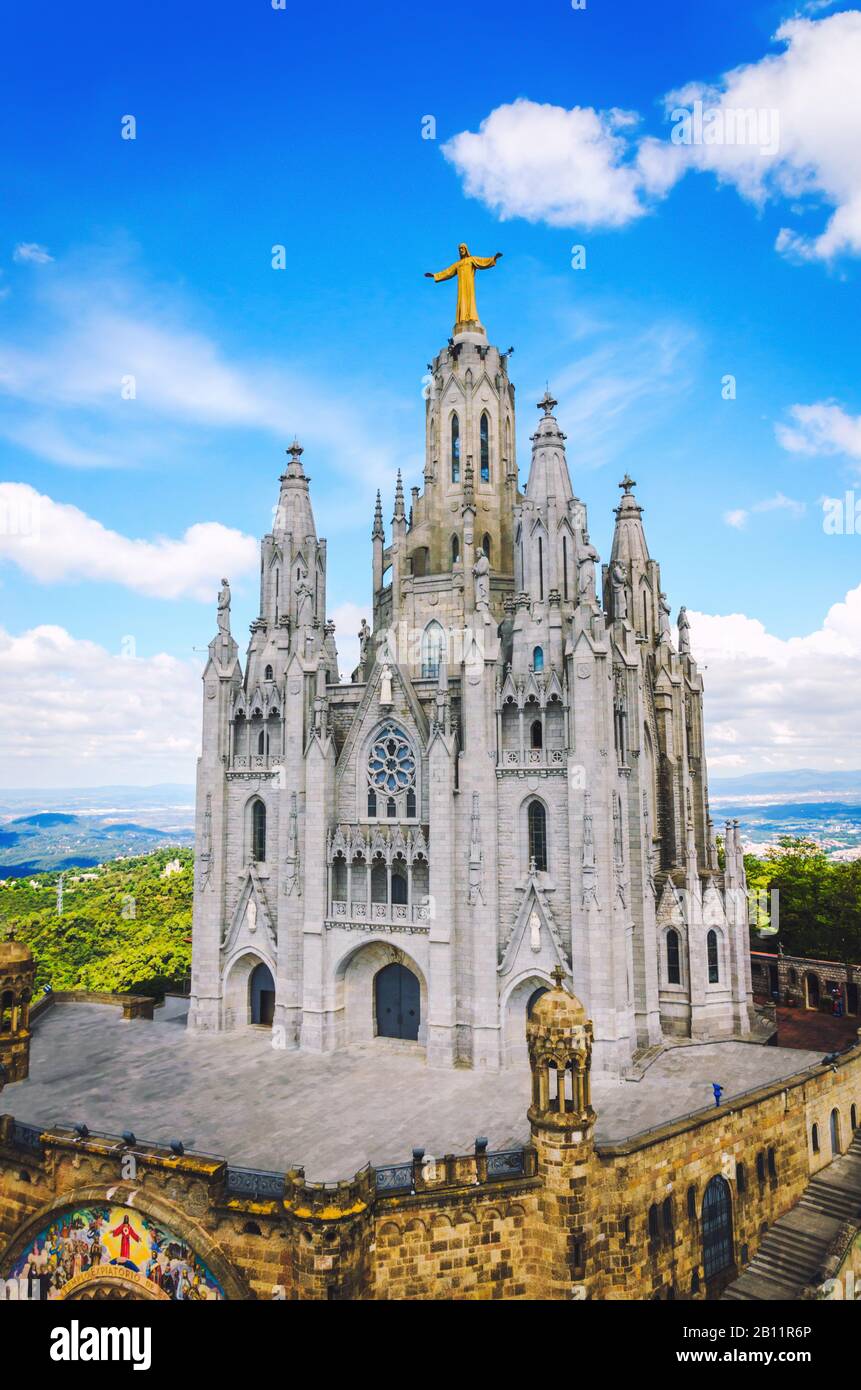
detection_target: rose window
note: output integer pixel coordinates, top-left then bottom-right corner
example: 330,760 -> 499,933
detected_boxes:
368,725 -> 416,795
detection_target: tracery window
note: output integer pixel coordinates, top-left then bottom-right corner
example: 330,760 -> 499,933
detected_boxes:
480,412 -> 490,481
367,723 -> 417,820
451,414 -> 460,483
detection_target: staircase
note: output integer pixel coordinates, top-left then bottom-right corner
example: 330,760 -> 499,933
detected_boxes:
723,1132 -> 861,1300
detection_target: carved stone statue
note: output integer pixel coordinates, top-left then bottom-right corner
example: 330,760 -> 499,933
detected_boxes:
577,533 -> 599,605
296,579 -> 314,629
472,550 -> 491,610
379,662 -> 393,706
610,561 -> 628,621
358,618 -> 371,664
678,606 -> 691,655
658,592 -> 672,645
217,578 -> 231,635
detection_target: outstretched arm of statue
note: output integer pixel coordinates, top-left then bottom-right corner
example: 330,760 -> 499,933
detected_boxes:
426,262 -> 458,282
472,253 -> 503,269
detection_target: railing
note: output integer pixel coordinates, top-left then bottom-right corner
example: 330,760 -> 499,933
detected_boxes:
374,1145 -> 534,1195
226,1165 -> 286,1200
326,900 -> 431,930
498,749 -> 565,769
229,754 -> 285,774
10,1121 -> 44,1152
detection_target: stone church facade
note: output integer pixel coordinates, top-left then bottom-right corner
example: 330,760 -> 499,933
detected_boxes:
187,308 -> 754,1074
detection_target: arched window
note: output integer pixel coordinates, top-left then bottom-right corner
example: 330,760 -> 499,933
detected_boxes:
666,929 -> 681,985
406,787 -> 416,819
736,1162 -> 747,1195
707,930 -> 719,984
648,1204 -> 660,1241
756,1151 -> 766,1185
0,991 -> 13,1033
532,646 -> 544,672
451,533 -> 460,565
530,719 -> 543,750
767,1147 -> 777,1179
528,800 -> 547,872
691,1270 -> 700,1294
537,535 -> 544,601
662,1197 -> 674,1236
807,973 -> 820,1007
391,871 -> 408,905
264,664 -> 274,681
451,414 -> 460,483
701,1176 -> 734,1282
687,1185 -> 697,1221
830,1108 -> 841,1155
788,967 -> 798,985
812,1123 -> 820,1154
480,412 -> 490,481
482,532 -> 491,560
257,729 -> 268,755
251,799 -> 267,863
562,533 -> 569,600
421,621 -> 445,679
851,1103 -> 858,1132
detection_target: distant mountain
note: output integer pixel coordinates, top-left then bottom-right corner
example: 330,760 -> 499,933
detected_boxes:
0,808 -> 193,878
710,769 -> 861,799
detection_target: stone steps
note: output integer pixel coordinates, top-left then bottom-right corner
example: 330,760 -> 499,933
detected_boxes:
723,1131 -> 861,1301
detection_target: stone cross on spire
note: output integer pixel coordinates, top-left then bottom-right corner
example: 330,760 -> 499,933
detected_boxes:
538,389 -> 557,417
619,473 -> 636,495
551,964 -> 566,990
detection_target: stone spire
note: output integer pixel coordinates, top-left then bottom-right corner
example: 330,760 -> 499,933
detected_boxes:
610,474 -> 649,568
392,470 -> 406,524
372,489 -> 384,541
275,438 -> 318,545
525,390 -> 575,505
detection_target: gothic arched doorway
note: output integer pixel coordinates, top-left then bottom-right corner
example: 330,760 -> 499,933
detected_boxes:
375,962 -> 420,1041
250,962 -> 275,1026
702,1175 -> 734,1286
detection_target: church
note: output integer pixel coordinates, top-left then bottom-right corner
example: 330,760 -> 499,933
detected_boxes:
187,245 -> 754,1075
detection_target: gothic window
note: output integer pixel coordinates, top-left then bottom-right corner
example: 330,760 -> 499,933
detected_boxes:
257,729 -> 268,755
421,621 -> 445,679
686,1185 -> 697,1221
391,871 -> 408,905
451,534 -> 460,565
482,532 -> 491,561
830,1108 -> 841,1154
767,1147 -> 777,1179
701,1176 -> 733,1282
527,800 -> 547,872
562,534 -> 569,600
852,1104 -> 858,1131
756,1151 -> 765,1184
666,929 -> 681,985
480,411 -> 490,481
812,1123 -> 820,1154
530,719 -> 543,750
662,1197 -> 674,1236
736,1162 -> 747,1195
366,722 -> 417,821
264,665 -> 274,681
537,535 -> 544,601
251,799 -> 267,863
648,1204 -> 660,1241
451,413 -> 460,483
707,930 -> 720,983
532,645 -> 544,672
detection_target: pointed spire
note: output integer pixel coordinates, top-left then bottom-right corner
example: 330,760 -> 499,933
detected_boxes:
525,390 -> 573,503
372,489 -> 385,539
392,469 -> 406,522
610,472 -> 650,567
285,437 -> 305,477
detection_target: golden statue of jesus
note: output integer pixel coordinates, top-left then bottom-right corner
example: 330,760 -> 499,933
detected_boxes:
425,243 -> 503,332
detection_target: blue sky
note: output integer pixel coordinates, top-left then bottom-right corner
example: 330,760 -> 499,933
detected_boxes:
1,0 -> 860,784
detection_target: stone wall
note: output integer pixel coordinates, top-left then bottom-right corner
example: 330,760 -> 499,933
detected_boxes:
3,1044 -> 859,1300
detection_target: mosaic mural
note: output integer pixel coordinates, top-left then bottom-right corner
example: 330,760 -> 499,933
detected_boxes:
6,1203 -> 225,1300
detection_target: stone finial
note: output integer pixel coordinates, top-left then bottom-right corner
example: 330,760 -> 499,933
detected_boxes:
372,490 -> 384,540
619,473 -> 636,495
537,388 -> 557,417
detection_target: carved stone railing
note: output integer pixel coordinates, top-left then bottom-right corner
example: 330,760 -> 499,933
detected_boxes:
326,900 -> 431,932
498,749 -> 565,770
226,1165 -> 287,1201
229,754 -> 285,775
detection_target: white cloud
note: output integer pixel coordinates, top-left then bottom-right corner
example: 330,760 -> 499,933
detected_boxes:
776,401 -> 861,462
442,99 -> 645,229
723,494 -> 804,529
0,625 -> 200,786
723,509 -> 748,529
13,242 -> 53,264
442,13 -> 861,262
0,482 -> 258,600
689,581 -> 861,771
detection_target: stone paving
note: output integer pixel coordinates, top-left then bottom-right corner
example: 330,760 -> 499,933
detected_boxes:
2,1001 -> 824,1182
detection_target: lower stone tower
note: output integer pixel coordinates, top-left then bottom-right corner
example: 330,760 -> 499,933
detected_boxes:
0,929 -> 35,1087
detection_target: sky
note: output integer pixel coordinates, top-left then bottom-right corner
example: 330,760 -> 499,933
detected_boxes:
1,0 -> 860,786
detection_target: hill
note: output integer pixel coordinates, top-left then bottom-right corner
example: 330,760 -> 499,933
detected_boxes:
0,848 -> 193,996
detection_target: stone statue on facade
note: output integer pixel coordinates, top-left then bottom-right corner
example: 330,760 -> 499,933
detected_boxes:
577,533 -> 599,605
217,578 -> 231,635
472,551 -> 491,610
658,592 -> 672,644
610,561 -> 628,621
678,606 -> 691,655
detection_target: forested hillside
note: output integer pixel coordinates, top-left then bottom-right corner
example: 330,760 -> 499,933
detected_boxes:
0,848 -> 193,996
